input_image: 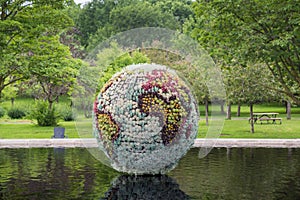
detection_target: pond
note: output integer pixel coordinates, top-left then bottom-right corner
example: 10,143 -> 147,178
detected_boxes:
0,147 -> 300,200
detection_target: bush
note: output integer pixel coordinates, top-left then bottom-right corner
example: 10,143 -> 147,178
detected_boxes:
31,101 -> 60,126
61,108 -> 76,121
7,108 -> 26,119
0,107 -> 5,118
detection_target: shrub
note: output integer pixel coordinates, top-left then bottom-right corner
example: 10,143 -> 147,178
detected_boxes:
31,101 -> 60,126
7,108 -> 26,119
61,108 -> 76,121
0,107 -> 5,118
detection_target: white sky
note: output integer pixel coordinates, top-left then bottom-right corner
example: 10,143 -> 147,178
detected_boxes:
74,0 -> 91,5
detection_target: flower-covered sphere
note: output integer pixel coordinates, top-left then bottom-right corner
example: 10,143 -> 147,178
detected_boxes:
93,64 -> 199,174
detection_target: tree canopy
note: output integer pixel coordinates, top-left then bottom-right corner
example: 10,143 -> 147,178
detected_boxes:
0,0 -> 74,99
187,0 -> 300,105
1,0 -> 299,113
76,0 -> 193,49
28,35 -> 80,109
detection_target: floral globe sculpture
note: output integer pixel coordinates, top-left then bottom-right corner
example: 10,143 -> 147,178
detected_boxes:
93,64 -> 199,174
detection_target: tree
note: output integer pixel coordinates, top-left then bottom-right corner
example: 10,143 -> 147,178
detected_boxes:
1,83 -> 18,106
0,0 -> 73,100
86,1 -> 179,51
60,2 -> 86,59
109,2 -> 179,32
60,27 -> 86,59
76,0 -> 117,47
28,35 -> 81,109
224,64 -> 276,133
76,0 -> 193,49
188,0 -> 300,105
155,0 -> 193,28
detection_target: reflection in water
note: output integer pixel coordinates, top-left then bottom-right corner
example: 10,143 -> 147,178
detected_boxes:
170,148 -> 300,200
100,175 -> 189,200
0,148 -> 300,199
0,148 -> 118,200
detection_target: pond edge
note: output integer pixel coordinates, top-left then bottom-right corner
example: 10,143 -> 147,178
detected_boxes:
0,138 -> 300,148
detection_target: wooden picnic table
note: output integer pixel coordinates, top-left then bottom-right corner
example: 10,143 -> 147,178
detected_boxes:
250,112 -> 282,124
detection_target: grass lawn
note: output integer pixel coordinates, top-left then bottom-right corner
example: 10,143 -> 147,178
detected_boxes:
198,116 -> 300,139
0,98 -> 299,139
0,121 -> 82,139
198,103 -> 300,139
1,116 -> 299,139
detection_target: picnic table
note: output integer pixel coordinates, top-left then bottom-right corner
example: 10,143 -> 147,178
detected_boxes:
249,112 -> 282,124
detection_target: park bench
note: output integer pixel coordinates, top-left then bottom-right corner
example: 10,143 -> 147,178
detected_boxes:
259,117 -> 282,124
248,112 -> 282,125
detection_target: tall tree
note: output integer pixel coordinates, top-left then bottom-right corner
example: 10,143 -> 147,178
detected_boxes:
187,0 -> 300,105
60,1 -> 86,59
76,0 -> 116,47
86,1 -> 179,51
155,0 -> 193,28
227,64 -> 275,133
28,35 -> 80,109
0,0 -> 73,99
76,0 -> 193,49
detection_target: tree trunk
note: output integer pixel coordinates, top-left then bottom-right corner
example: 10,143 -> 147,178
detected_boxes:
49,100 -> 53,110
0,80 -> 4,100
11,98 -> 14,107
286,100 -> 291,120
205,99 -> 209,126
226,102 -> 231,120
236,103 -> 241,117
250,103 -> 254,133
220,101 -> 225,114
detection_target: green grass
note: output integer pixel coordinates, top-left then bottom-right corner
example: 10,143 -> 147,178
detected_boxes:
0,121 -> 83,139
0,96 -> 71,113
198,102 -> 300,139
0,98 -> 300,139
0,97 -> 89,139
1,116 -> 299,139
198,116 -> 300,139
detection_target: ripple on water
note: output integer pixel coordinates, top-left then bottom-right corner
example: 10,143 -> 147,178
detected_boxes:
0,148 -> 300,200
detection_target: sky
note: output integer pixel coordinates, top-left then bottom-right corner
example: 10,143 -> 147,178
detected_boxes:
74,0 -> 91,5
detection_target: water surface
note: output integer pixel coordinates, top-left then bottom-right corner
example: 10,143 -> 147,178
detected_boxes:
0,148 -> 299,200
